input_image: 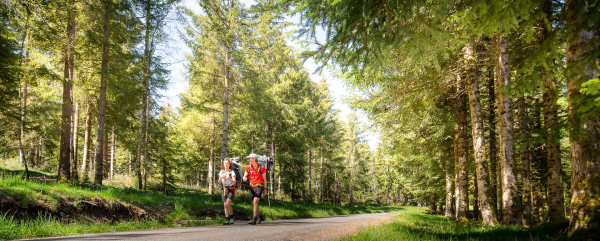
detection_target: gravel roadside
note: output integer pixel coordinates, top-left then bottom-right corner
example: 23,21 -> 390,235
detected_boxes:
290,213 -> 398,241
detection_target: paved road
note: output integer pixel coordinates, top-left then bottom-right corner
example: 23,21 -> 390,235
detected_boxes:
25,213 -> 391,241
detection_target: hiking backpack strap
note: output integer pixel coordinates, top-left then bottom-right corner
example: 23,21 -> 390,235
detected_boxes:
248,164 -> 265,187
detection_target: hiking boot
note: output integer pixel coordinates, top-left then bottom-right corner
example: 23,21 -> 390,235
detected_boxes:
223,217 -> 231,225
248,217 -> 257,225
257,215 -> 262,224
230,217 -> 235,224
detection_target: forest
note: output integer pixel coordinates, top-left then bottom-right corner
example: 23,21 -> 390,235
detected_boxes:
1,0 -> 599,239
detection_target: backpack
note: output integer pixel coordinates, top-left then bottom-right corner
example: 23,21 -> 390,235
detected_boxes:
246,163 -> 266,187
230,157 -> 243,186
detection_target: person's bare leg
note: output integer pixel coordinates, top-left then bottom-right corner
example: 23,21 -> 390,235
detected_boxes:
253,197 -> 260,217
227,200 -> 233,216
224,199 -> 232,216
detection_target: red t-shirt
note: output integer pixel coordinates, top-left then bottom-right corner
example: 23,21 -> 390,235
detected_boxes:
245,164 -> 266,187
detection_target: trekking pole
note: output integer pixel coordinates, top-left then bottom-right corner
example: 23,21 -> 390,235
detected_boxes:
267,170 -> 273,217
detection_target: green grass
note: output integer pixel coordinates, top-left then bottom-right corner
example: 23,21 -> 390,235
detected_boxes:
342,207 -> 569,241
0,168 -> 401,240
1,166 -> 57,179
0,213 -> 170,240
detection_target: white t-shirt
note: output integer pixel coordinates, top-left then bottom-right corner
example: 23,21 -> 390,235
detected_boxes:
219,170 -> 235,187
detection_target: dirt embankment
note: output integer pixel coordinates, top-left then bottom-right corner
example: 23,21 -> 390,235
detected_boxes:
0,195 -> 156,223
0,193 -> 252,223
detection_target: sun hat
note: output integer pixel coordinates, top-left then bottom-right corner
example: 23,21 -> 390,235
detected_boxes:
246,153 -> 259,159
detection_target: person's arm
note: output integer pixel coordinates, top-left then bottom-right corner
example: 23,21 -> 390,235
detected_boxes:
230,171 -> 236,185
243,166 -> 249,182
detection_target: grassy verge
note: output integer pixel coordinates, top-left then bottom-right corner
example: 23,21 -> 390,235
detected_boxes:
0,214 -> 171,240
343,206 -> 569,241
0,168 -> 400,240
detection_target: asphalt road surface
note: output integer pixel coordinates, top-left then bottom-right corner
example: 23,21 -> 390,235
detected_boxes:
25,213 -> 392,241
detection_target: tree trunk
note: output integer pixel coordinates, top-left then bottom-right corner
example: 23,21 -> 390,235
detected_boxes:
137,0 -> 152,190
455,72 -> 469,220
474,175 -> 480,220
128,153 -> 131,176
494,35 -> 521,225
72,102 -> 79,180
487,71 -> 499,215
372,156 -> 377,205
94,0 -> 111,185
320,144 -> 324,203
308,147 -> 312,198
17,25 -> 28,168
386,162 -> 390,205
19,80 -> 28,172
103,133 -> 108,178
162,158 -> 167,195
265,122 -> 269,191
208,118 -> 214,195
272,134 -> 275,196
531,98 -> 547,224
517,96 -> 533,226
110,126 -> 115,180
539,3 -> 565,223
445,146 -> 455,217
222,50 -> 230,160
82,100 -> 92,177
464,44 -> 498,226
59,2 -> 75,181
20,80 -> 29,180
566,0 -> 600,233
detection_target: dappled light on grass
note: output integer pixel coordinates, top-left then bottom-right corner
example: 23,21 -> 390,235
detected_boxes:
343,207 -> 569,241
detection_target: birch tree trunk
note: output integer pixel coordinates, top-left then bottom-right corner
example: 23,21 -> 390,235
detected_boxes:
445,152 -> 454,217
272,135 -> 275,196
94,0 -> 111,185
208,118 -> 214,195
110,126 -> 114,180
265,122 -> 269,193
81,100 -> 92,177
103,133 -> 108,178
72,102 -> 79,180
320,144 -> 324,203
308,147 -> 312,198
495,35 -> 521,225
566,0 -> 600,233
455,73 -> 469,220
464,44 -> 498,226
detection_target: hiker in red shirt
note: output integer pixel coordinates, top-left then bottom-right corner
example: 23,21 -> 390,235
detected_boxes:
243,153 -> 267,225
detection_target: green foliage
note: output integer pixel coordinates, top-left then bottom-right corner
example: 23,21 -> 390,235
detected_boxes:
163,202 -> 191,223
582,78 -> 600,108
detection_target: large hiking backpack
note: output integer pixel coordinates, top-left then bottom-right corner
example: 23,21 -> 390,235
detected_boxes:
230,157 -> 243,186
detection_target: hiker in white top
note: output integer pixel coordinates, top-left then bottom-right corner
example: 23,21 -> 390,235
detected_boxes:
218,158 -> 236,225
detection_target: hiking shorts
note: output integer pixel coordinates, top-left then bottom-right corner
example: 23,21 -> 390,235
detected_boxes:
249,186 -> 263,200
222,186 -> 234,202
